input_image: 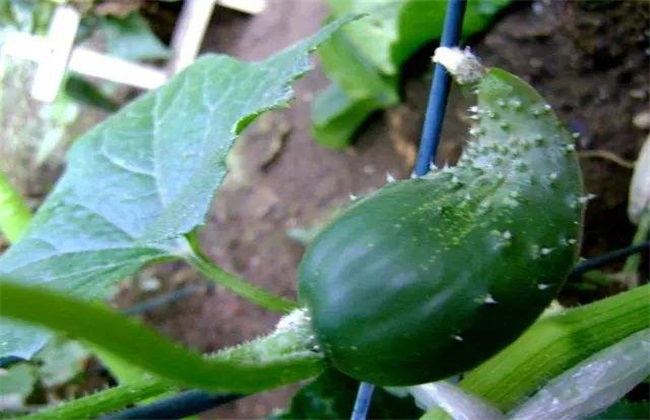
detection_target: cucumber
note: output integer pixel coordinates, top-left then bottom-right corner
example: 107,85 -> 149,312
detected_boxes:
298,67 -> 585,386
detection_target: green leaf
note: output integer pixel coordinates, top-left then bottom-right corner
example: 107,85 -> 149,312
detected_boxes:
0,280 -> 324,394
0,172 -> 32,243
312,83 -> 384,149
313,0 -> 510,147
0,16 -> 357,361
0,0 -> 17,28
275,369 -> 422,419
318,29 -> 398,103
589,400 -> 650,419
311,28 -> 399,148
64,76 -> 120,113
100,12 -> 171,62
0,0 -> 53,35
393,0 -> 512,70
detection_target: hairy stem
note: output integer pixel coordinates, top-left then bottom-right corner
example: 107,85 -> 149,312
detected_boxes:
1,282 -> 323,404
25,377 -> 177,419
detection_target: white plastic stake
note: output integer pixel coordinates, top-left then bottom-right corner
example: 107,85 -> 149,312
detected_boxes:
68,47 -> 167,90
30,5 -> 80,102
168,0 -> 219,74
218,0 -> 267,14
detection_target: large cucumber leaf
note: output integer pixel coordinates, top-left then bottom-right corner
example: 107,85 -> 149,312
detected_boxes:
313,0 -> 510,148
0,16 -> 356,362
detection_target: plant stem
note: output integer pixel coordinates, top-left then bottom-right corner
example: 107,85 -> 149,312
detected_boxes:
0,172 -> 32,243
421,284 -> 650,419
25,377 -> 177,420
2,282 -> 322,396
185,239 -> 297,313
11,303 -> 323,419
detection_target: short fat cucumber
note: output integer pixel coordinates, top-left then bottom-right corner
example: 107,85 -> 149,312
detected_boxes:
298,62 -> 585,386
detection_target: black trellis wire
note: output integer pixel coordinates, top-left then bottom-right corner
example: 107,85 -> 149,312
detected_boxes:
121,283 -> 207,316
568,240 -> 649,282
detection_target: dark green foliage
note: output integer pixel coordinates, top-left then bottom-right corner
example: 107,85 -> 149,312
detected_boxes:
275,369 -> 422,419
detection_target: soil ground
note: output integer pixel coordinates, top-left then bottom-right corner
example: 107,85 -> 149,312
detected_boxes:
3,0 -> 648,418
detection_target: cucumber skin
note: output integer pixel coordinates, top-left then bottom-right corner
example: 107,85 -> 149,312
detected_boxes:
298,69 -> 584,386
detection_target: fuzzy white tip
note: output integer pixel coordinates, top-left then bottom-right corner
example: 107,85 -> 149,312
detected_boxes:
276,308 -> 310,333
433,47 -> 485,84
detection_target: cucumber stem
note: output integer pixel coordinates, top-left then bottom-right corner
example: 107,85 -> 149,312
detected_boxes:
183,231 -> 298,313
20,308 -> 322,419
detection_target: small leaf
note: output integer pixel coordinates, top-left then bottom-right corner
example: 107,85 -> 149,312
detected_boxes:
318,30 -> 398,103
0,15 -> 358,361
313,0 -> 511,147
312,83 -> 385,149
64,76 -> 120,112
100,12 -> 171,61
328,0 -> 510,75
275,369 -> 422,419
